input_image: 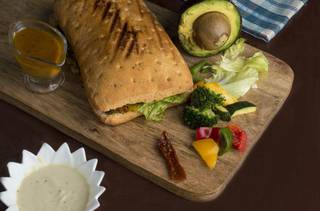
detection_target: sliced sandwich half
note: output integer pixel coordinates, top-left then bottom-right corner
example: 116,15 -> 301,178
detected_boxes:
54,0 -> 193,125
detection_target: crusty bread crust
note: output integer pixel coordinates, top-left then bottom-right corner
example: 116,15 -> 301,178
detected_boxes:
94,109 -> 141,126
54,0 -> 193,124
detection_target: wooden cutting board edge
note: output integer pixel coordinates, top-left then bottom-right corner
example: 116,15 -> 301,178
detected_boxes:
0,59 -> 294,201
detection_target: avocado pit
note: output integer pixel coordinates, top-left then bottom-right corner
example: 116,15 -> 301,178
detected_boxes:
193,12 -> 231,50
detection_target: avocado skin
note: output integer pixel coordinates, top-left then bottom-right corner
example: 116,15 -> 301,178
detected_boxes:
178,0 -> 242,57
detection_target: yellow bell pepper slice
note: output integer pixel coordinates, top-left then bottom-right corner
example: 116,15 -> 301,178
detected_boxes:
197,82 -> 237,105
192,138 -> 219,169
127,104 -> 141,112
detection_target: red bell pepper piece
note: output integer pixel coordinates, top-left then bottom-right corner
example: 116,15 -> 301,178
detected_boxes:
227,124 -> 247,151
210,127 -> 221,143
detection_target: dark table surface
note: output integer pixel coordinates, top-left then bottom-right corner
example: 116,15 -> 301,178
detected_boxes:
1,0 -> 319,211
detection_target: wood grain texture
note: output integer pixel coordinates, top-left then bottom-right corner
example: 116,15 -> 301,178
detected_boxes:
0,0 -> 293,201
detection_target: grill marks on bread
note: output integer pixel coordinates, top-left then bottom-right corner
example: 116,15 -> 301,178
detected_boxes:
92,0 -> 141,61
66,0 -> 172,69
117,22 -> 129,50
116,24 -> 139,59
54,0 -> 194,119
109,9 -> 120,32
101,2 -> 112,20
126,33 -> 137,58
111,21 -> 127,62
65,0 -> 170,62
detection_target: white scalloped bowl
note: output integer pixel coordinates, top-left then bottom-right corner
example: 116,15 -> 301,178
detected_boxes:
0,143 -> 106,211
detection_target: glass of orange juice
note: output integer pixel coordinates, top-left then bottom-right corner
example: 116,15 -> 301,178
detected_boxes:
8,20 -> 67,93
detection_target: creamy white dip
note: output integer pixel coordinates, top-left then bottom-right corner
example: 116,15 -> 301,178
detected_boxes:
17,165 -> 89,211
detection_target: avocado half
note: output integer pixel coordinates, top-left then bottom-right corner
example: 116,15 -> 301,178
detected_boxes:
178,0 -> 241,57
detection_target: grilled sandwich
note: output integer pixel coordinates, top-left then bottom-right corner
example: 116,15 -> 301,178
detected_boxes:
54,0 -> 193,125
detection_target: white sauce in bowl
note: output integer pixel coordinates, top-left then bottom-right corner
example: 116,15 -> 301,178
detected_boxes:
17,165 -> 89,211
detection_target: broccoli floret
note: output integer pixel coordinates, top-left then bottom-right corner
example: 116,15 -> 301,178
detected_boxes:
190,87 -> 225,109
183,106 -> 218,129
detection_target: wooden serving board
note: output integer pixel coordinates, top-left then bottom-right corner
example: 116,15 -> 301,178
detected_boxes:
0,0 -> 294,201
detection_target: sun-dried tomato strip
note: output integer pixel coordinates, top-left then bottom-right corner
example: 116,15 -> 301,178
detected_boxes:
158,131 -> 186,182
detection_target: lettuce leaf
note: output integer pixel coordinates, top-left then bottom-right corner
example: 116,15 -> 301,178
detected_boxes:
223,38 -> 245,60
138,93 -> 188,121
206,38 -> 269,98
